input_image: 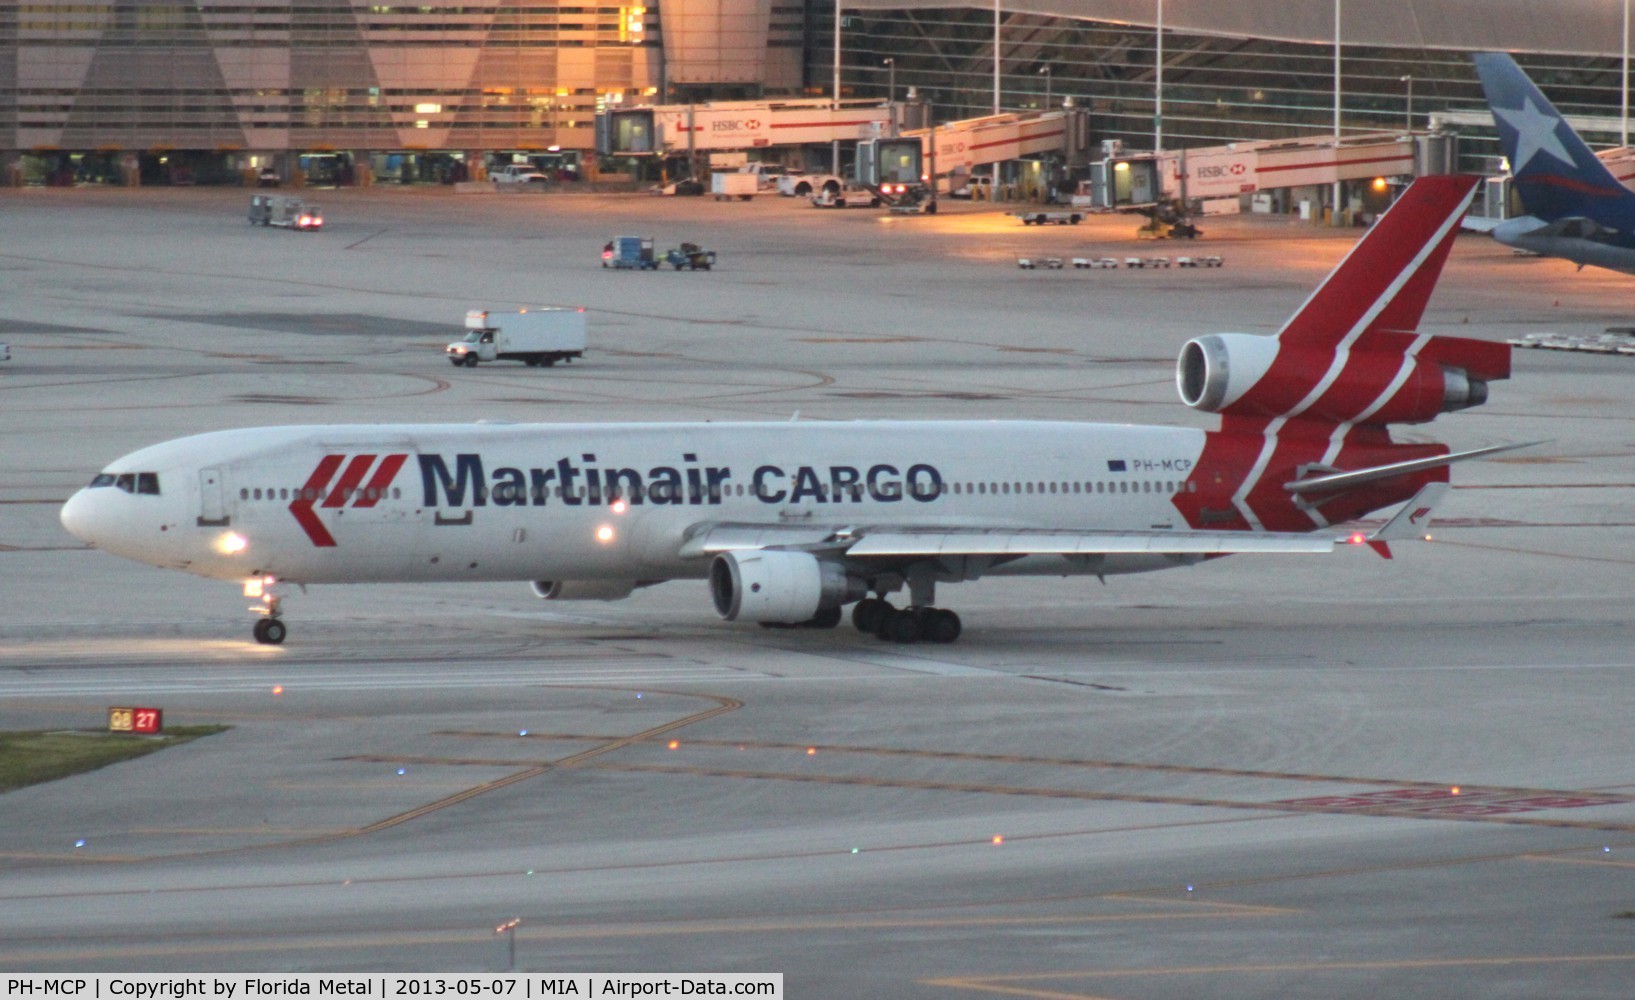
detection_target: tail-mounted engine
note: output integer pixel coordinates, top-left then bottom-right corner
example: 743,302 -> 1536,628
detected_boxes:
709,550 -> 866,624
1177,331 -> 1507,426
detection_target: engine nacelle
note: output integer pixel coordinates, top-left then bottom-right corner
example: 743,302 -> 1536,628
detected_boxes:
1178,332 -> 1490,425
530,579 -> 638,601
709,550 -> 865,624
1177,333 -> 1281,414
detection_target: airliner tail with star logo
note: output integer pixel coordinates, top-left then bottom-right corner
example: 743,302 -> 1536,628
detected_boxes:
1474,51 -> 1635,274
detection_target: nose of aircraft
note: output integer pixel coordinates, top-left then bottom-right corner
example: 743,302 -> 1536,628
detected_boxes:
60,488 -> 103,546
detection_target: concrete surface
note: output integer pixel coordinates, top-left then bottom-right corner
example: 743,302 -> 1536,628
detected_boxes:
1,186 -> 1633,996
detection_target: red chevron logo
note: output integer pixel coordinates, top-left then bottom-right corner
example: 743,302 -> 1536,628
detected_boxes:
289,453 -> 408,547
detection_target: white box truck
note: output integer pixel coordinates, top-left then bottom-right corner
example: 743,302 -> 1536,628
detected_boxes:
447,308 -> 587,368
711,172 -> 757,200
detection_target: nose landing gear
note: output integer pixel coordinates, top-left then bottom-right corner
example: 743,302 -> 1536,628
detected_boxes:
245,576 -> 287,645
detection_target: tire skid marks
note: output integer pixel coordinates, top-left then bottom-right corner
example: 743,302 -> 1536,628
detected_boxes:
567,736 -> 1635,832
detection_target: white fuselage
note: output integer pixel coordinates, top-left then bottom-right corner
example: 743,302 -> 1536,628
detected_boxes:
61,421 -> 1209,585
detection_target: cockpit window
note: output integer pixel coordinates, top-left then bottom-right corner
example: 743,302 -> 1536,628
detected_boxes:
90,472 -> 161,495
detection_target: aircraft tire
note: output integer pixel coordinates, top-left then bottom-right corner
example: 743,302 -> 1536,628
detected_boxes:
805,605 -> 843,629
924,609 -> 961,644
882,610 -> 921,644
254,619 -> 287,645
851,598 -> 886,633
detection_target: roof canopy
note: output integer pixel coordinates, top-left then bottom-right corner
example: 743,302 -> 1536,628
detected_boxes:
846,1 -> 1626,57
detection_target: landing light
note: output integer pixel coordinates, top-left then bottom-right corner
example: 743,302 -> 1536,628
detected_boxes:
218,532 -> 248,555
596,525 -> 615,543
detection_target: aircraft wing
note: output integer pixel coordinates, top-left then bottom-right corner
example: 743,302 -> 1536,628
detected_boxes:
839,529 -> 1336,557
681,481 -> 1462,563
683,522 -> 1336,560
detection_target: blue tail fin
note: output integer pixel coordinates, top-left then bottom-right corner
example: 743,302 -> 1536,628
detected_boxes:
1472,52 -> 1635,224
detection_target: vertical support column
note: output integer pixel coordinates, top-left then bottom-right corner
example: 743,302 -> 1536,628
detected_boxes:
1331,0 -> 1343,226
1155,0 -> 1163,153
993,0 -> 1001,115
833,2 -> 842,174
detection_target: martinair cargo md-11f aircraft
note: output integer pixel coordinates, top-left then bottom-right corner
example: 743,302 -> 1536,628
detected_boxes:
62,175 -> 1515,646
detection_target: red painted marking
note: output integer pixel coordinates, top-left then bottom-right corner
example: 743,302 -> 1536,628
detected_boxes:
969,127 -> 1066,153
1275,788 -> 1629,816
1518,173 -> 1628,198
289,454 -> 343,548
1256,152 -> 1415,174
769,118 -> 886,129
352,453 -> 408,508
322,454 -> 378,509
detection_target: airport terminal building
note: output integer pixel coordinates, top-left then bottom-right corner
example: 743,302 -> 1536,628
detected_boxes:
2,1 -> 1630,186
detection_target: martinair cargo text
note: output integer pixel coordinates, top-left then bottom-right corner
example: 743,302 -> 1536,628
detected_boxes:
61,176 -> 1515,645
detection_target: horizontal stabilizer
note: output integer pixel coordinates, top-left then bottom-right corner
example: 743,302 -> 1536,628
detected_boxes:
1284,441 -> 1538,495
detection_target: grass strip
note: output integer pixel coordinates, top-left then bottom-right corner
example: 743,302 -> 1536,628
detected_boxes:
0,726 -> 229,793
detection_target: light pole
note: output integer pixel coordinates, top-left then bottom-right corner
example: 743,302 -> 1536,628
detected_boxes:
1038,65 -> 1052,109
884,57 -> 895,102
1400,74 -> 1413,132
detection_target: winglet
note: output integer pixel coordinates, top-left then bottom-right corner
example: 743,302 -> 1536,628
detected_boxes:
1369,482 -> 1451,543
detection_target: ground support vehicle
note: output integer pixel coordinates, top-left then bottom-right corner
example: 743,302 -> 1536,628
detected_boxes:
811,186 -> 883,208
602,236 -> 657,269
1013,210 -> 1083,225
494,164 -> 549,184
446,308 -> 587,368
248,195 -> 323,230
778,173 -> 844,197
712,173 -> 757,200
664,243 -> 716,270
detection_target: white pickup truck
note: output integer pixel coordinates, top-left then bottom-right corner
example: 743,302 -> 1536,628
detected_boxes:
493,164 -> 549,184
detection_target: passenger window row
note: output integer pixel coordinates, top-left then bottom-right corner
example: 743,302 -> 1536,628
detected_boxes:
233,480 -> 1194,504
241,487 -> 403,502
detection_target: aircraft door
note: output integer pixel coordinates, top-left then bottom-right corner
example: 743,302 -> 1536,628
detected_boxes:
198,467 -> 229,526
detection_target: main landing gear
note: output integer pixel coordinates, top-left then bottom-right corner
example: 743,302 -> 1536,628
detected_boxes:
246,576 -> 287,645
850,598 -> 961,645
